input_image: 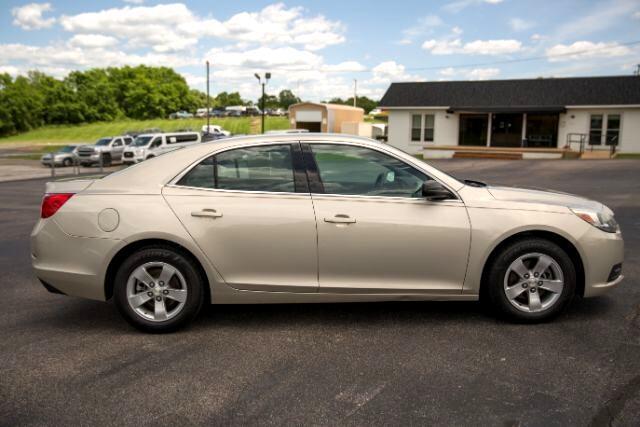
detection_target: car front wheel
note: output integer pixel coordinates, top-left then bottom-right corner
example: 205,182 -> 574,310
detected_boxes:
114,246 -> 205,333
486,238 -> 576,322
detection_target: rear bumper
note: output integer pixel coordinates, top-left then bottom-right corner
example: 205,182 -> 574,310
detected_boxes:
31,218 -> 122,301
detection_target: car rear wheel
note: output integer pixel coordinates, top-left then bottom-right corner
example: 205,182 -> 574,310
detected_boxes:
62,158 -> 72,167
486,238 -> 576,322
114,246 -> 205,333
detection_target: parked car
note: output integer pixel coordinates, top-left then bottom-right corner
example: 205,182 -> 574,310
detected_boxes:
201,125 -> 230,137
368,108 -> 383,116
32,134 -> 624,332
122,131 -> 201,164
169,111 -> 194,119
76,136 -> 133,167
195,108 -> 209,118
40,145 -> 79,167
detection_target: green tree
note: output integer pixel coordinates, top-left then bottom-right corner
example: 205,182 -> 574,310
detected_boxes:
214,91 -> 245,107
277,89 -> 300,109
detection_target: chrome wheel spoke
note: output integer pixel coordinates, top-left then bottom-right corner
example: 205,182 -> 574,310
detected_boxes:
510,259 -> 530,279
157,263 -> 177,286
528,291 -> 542,312
129,292 -> 152,308
165,289 -> 187,303
539,279 -> 564,294
132,267 -> 155,286
505,282 -> 527,300
154,298 -> 168,321
532,254 -> 554,276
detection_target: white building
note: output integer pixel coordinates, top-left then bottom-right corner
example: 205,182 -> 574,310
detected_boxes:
379,76 -> 640,158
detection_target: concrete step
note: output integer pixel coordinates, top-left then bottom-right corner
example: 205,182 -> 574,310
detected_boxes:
580,151 -> 612,159
453,151 -> 523,160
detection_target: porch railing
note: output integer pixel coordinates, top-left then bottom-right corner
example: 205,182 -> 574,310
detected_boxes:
565,133 -> 618,157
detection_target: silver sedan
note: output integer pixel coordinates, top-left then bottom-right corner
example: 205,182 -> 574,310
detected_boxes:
31,134 -> 624,332
40,145 -> 79,167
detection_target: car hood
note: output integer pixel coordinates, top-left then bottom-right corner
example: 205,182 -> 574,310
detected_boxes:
487,185 -> 605,212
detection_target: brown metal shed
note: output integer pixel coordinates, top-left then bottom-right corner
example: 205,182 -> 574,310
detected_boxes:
288,102 -> 364,133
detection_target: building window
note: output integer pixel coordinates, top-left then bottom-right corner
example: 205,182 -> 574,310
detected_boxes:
606,114 -> 620,146
589,114 -> 603,145
411,114 -> 435,143
424,114 -> 434,142
411,115 -> 421,142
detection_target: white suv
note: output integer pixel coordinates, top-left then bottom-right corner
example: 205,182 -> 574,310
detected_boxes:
123,132 -> 201,164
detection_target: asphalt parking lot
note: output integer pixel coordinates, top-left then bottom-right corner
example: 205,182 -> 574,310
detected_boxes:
1,159 -> 638,426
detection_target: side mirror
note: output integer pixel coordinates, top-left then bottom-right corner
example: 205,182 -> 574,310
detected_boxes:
422,180 -> 454,201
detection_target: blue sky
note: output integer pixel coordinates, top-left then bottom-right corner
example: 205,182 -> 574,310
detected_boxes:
1,0 -> 639,101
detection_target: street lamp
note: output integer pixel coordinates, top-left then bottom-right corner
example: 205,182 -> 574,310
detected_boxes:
255,72 -> 271,133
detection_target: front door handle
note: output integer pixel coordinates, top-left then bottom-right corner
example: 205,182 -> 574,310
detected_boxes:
191,209 -> 223,219
324,214 -> 356,224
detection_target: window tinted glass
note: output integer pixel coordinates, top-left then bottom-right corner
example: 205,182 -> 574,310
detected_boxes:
311,144 -> 429,197
411,114 -> 421,142
178,144 -> 295,192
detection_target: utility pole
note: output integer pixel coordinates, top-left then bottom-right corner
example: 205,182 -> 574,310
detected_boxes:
353,79 -> 357,107
634,64 -> 640,76
206,61 -> 210,132
255,72 -> 271,133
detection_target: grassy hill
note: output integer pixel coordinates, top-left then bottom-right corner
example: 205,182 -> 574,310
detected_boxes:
0,117 -> 290,145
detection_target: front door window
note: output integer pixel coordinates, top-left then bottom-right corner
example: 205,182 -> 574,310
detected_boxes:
526,114 -> 559,148
309,144 -> 428,198
459,114 -> 488,146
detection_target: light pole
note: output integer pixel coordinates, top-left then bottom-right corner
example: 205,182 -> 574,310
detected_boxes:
254,72 -> 271,134
206,61 -> 210,133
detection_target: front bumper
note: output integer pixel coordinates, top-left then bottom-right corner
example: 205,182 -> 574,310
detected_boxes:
580,226 -> 625,297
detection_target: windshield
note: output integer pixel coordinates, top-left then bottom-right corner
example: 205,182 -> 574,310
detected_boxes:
133,136 -> 154,147
60,146 -> 76,153
95,138 -> 112,146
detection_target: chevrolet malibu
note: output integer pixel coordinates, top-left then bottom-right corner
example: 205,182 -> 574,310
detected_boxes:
31,134 -> 624,332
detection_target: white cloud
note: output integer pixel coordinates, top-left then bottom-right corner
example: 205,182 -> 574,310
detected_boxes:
123,0 -> 144,4
634,11 -> 640,19
555,0 -> 638,40
423,38 -> 522,55
467,68 -> 500,79
0,65 -> 21,76
509,18 -> 535,32
11,2 -> 56,30
398,15 -> 443,45
443,0 -> 503,13
546,41 -> 633,62
69,34 -> 119,48
438,67 -> 500,80
60,3 -> 345,53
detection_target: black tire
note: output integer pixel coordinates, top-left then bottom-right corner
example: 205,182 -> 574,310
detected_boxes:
485,238 -> 576,322
62,158 -> 72,167
114,246 -> 205,333
146,155 -> 155,160
102,153 -> 112,167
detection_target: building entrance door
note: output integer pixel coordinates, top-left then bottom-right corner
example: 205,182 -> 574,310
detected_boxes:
491,113 -> 523,147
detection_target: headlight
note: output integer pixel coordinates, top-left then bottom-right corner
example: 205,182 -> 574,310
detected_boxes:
571,208 -> 619,233
136,148 -> 145,155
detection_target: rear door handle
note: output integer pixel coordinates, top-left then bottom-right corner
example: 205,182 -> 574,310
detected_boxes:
191,209 -> 223,219
324,214 -> 356,224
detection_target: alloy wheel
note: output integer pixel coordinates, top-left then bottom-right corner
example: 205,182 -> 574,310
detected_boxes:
126,262 -> 188,322
503,252 -> 564,313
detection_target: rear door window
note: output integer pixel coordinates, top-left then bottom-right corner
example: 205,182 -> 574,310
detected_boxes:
177,144 -> 297,193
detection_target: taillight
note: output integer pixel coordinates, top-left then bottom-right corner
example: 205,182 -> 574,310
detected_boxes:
41,193 -> 74,219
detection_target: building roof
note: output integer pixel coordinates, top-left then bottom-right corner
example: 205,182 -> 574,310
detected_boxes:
379,75 -> 640,109
289,102 -> 364,112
